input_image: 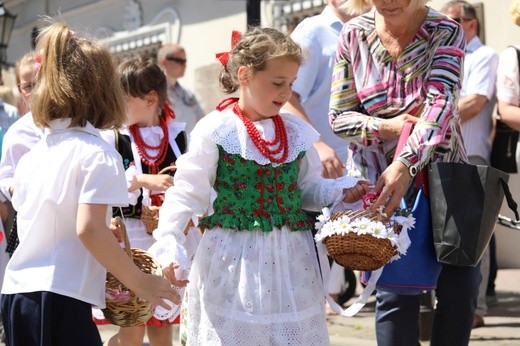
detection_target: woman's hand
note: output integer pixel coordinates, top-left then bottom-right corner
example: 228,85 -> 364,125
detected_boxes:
378,114 -> 418,140
343,180 -> 372,203
370,161 -> 413,216
136,174 -> 174,192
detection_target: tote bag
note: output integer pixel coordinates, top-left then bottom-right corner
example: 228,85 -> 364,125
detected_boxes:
429,163 -> 518,266
361,185 -> 442,294
361,122 -> 442,294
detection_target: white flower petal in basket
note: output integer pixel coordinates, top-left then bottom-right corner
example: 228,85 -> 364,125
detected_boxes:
370,222 -> 388,238
394,215 -> 416,230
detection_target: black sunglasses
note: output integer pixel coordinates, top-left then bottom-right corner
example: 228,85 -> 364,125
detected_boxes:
166,56 -> 187,64
452,17 -> 473,23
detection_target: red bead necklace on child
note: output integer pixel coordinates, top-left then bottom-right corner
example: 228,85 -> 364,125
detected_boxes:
232,102 -> 289,164
129,115 -> 170,174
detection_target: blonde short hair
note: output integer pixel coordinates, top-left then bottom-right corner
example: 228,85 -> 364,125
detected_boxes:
511,0 -> 520,26
341,0 -> 429,15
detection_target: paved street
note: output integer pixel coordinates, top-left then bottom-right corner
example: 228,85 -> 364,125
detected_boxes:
96,268 -> 520,345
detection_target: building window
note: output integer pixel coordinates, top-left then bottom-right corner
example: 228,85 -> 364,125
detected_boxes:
272,0 -> 326,33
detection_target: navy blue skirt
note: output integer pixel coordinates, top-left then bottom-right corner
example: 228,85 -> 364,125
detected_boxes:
1,291 -> 102,346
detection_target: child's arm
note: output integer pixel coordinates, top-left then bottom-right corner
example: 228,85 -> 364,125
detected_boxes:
128,173 -> 173,192
77,203 -> 180,309
298,146 -> 363,210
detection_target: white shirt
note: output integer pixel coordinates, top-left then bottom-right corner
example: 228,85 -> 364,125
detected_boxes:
167,83 -> 204,136
460,36 -> 498,163
289,6 -> 349,163
496,45 -> 520,106
0,113 -> 43,202
2,119 -> 128,308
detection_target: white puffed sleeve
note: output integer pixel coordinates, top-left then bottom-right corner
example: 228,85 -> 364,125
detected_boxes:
148,130 -> 218,267
298,146 -> 360,211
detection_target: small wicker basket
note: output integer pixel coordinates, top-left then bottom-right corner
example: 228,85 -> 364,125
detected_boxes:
141,166 -> 176,235
322,209 -> 401,271
141,205 -> 161,235
102,217 -> 163,327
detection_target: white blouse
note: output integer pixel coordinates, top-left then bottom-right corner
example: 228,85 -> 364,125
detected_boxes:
149,108 -> 360,267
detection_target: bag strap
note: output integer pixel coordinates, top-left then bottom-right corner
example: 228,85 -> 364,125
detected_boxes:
394,121 -> 414,161
497,178 -> 520,229
513,46 -> 520,78
393,121 -> 429,195
500,178 -> 519,220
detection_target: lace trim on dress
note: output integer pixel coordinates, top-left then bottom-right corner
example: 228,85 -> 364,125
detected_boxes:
204,109 -> 319,166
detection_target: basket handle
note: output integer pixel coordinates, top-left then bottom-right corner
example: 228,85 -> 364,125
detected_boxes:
114,216 -> 132,259
157,165 -> 176,175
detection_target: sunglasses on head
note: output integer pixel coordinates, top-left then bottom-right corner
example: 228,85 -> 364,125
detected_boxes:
166,56 -> 187,64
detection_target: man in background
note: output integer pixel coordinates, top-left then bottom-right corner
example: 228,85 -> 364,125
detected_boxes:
441,0 -> 499,329
285,0 -> 353,180
157,43 -> 205,135
284,0 -> 356,310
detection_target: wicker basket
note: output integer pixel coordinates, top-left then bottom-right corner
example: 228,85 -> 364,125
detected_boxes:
102,217 -> 163,327
323,209 -> 400,271
141,166 -> 176,235
141,205 -> 161,235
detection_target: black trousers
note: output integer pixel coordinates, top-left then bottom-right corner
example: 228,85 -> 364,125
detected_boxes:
1,291 -> 102,346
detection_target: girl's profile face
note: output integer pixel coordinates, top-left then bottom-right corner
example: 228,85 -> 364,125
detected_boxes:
239,57 -> 299,121
18,64 -> 36,104
125,94 -> 156,126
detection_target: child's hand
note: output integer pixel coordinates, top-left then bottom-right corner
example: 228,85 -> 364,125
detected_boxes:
137,174 -> 174,192
135,272 -> 182,308
162,262 -> 189,288
343,180 -> 372,203
109,218 -> 123,242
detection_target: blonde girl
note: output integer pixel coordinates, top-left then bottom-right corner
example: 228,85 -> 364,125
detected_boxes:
0,22 -> 179,346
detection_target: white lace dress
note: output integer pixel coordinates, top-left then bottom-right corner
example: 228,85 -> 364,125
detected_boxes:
149,108 -> 359,345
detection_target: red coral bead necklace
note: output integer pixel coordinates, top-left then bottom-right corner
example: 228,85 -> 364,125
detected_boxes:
129,115 -> 170,174
232,102 -> 288,164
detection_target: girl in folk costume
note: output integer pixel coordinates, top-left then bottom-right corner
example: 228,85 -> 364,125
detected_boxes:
100,56 -> 197,346
0,22 -> 179,346
149,27 -> 370,345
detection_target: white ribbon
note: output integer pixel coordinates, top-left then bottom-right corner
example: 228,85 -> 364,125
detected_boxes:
314,206 -> 415,317
316,233 -> 382,317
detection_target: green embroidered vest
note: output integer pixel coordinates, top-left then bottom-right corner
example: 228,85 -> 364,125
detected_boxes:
200,145 -> 314,232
